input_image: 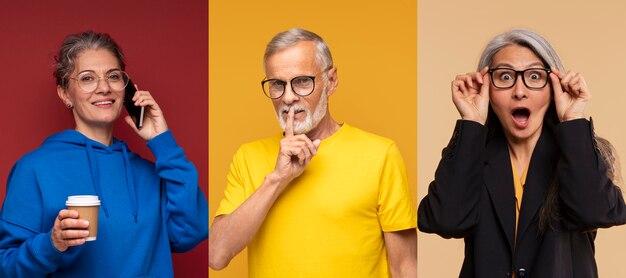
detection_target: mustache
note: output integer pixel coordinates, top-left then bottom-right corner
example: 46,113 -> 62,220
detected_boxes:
280,104 -> 308,114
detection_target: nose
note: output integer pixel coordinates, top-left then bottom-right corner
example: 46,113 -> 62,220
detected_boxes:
95,77 -> 111,94
512,74 -> 527,100
281,83 -> 300,105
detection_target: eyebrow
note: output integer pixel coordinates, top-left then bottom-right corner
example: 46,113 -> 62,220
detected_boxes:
77,68 -> 122,75
492,62 -> 545,69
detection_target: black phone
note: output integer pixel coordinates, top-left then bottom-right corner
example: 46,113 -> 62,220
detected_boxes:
124,79 -> 145,129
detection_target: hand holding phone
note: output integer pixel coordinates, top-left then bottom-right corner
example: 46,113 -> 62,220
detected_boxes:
124,79 -> 145,129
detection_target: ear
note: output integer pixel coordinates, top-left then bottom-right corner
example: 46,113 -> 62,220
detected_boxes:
57,85 -> 72,107
325,66 -> 338,96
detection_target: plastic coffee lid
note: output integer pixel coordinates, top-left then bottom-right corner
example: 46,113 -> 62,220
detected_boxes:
66,195 -> 101,206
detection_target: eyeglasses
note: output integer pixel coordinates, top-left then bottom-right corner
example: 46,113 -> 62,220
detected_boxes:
261,70 -> 328,99
489,68 -> 551,89
69,70 -> 130,93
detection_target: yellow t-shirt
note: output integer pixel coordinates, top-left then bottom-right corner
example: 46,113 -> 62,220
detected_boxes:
216,124 -> 416,277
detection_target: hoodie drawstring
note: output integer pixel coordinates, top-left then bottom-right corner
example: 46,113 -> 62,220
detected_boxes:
85,141 -> 109,217
85,140 -> 138,223
122,144 -> 139,223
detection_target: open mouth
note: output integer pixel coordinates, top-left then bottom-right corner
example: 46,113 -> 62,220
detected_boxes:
511,107 -> 530,128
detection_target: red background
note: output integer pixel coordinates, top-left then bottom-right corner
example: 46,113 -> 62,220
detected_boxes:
0,1 -> 208,276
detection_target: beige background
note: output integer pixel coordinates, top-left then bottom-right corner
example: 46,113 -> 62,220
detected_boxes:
209,1 -> 416,277
418,0 -> 626,277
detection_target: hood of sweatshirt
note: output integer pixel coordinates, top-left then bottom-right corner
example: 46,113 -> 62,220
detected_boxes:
43,130 -> 138,222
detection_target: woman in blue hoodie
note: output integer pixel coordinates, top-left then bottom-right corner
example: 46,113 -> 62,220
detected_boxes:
0,31 -> 208,277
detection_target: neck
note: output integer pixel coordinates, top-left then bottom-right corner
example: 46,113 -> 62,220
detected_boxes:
75,123 -> 114,146
505,127 -> 542,177
305,112 -> 340,141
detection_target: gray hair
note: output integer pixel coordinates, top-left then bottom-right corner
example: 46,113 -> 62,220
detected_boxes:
477,29 -> 564,72
263,28 -> 333,72
54,31 -> 126,89
483,29 -> 564,140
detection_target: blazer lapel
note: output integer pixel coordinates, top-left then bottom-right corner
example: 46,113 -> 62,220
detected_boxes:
484,135 -> 516,252
516,128 -> 559,244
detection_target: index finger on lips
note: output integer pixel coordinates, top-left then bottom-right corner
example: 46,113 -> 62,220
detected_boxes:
285,107 -> 295,137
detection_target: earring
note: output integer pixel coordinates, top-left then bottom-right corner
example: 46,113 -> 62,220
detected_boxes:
66,102 -> 73,109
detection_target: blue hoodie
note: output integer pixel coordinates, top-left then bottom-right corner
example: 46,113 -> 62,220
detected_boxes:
0,130 -> 208,277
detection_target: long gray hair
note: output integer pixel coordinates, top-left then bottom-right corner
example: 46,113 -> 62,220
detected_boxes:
477,29 -> 564,72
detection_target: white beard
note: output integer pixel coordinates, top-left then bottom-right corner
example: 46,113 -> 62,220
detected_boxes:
277,90 -> 328,135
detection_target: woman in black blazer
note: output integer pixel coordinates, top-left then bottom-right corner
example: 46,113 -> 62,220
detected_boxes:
418,29 -> 626,278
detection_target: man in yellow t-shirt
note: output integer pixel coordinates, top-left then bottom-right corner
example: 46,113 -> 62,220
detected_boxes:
208,28 -> 417,277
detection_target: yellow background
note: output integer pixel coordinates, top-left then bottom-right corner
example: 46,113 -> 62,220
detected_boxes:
209,1 -> 417,277
418,0 -> 626,277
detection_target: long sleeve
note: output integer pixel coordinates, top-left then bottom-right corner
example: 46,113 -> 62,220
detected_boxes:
418,120 -> 487,238
555,119 -> 626,231
147,130 -> 208,252
0,163 -> 64,277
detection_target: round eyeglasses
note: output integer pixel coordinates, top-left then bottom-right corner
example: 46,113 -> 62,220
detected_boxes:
489,68 -> 551,89
261,69 -> 330,99
261,75 -> 317,99
69,70 -> 130,93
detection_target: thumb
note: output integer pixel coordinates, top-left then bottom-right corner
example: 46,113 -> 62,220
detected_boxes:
479,66 -> 489,76
549,72 -> 563,99
313,139 -> 321,148
479,73 -> 491,98
124,116 -> 139,132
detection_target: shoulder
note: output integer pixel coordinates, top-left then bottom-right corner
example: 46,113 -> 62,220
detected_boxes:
16,130 -> 86,165
338,124 -> 397,152
234,134 -> 282,159
14,142 -> 63,170
126,150 -> 156,168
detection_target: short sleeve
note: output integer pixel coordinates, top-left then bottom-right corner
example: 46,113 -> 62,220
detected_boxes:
377,143 -> 417,232
215,146 -> 250,216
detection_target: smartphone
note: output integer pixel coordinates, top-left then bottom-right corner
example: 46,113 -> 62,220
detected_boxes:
124,79 -> 145,129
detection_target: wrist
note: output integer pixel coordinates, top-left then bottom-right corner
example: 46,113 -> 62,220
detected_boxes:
561,113 -> 585,122
265,172 -> 289,192
461,116 -> 486,125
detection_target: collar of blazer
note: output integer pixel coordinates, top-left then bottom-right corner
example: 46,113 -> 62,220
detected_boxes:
483,126 -> 560,253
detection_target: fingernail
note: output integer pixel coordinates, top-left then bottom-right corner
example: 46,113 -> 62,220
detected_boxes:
82,220 -> 89,226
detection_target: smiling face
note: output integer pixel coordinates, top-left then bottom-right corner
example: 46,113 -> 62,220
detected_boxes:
265,40 -> 336,134
489,44 -> 552,143
57,49 -> 125,130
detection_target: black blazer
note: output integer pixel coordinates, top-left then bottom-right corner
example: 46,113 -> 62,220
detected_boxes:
418,119 -> 626,278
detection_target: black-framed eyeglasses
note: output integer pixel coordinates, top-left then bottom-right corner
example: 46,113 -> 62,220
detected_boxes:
69,70 -> 130,93
261,69 -> 328,99
489,68 -> 551,89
